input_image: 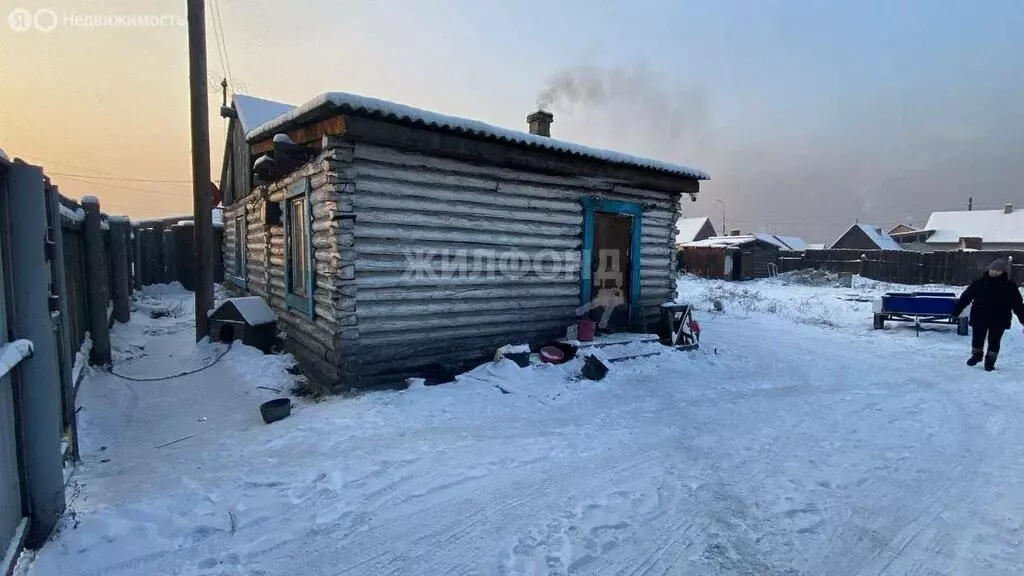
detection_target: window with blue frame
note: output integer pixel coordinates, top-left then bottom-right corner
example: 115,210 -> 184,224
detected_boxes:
284,178 -> 314,317
232,208 -> 247,288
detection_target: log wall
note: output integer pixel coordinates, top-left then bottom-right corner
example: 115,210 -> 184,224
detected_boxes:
345,143 -> 678,387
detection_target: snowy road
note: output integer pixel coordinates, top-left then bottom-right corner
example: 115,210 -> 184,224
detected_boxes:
22,277 -> 1024,575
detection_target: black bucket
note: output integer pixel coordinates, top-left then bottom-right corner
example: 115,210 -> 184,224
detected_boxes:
260,398 -> 292,424
581,355 -> 609,381
505,352 -> 531,367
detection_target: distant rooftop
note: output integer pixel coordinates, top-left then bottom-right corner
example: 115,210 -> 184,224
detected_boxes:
684,232 -> 807,251
675,216 -> 714,244
924,206 -> 1024,244
233,94 -> 295,134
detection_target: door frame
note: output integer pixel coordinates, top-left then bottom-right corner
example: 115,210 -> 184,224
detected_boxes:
580,197 -> 643,325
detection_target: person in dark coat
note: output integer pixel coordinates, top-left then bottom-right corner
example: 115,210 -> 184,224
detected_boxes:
952,258 -> 1024,371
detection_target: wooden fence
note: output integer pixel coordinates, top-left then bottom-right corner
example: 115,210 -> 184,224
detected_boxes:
0,155 -> 225,561
778,249 -> 1024,286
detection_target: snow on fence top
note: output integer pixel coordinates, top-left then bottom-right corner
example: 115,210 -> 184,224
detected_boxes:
0,339 -> 33,380
234,94 -> 296,134
924,208 -> 1024,245
246,91 -> 710,181
59,204 -> 85,223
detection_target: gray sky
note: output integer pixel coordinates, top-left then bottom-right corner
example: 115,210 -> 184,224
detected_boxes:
3,0 -> 1022,241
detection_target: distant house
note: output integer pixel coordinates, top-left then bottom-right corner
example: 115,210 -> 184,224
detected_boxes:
900,203 -> 1024,252
675,216 -> 717,245
888,223 -> 918,235
681,232 -> 802,280
772,235 -> 808,251
829,224 -> 901,251
889,229 -> 936,250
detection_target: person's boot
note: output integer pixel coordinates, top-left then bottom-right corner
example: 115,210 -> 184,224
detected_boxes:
967,349 -> 984,366
984,352 -> 997,372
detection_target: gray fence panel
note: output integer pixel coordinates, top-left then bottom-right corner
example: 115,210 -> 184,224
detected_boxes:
0,182 -> 24,576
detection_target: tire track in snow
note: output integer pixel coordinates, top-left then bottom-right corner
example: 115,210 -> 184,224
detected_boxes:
845,380 -> 985,576
301,439 -> 677,575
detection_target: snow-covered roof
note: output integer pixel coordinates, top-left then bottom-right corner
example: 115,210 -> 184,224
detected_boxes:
685,233 -> 808,251
215,296 -> 277,326
855,224 -> 901,250
832,224 -> 901,250
683,236 -> 751,248
888,223 -> 918,234
684,235 -> 761,249
923,208 -> 1024,244
773,235 -> 808,251
246,91 -> 709,180
751,233 -> 791,250
0,148 -> 9,165
808,243 -> 826,250
675,217 -> 713,244
234,94 -> 295,134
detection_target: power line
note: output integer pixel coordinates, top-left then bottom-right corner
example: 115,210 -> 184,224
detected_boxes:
20,155 -> 194,186
19,154 -> 142,180
47,172 -> 192,184
55,175 -> 191,198
211,0 -> 233,86
208,0 -> 228,84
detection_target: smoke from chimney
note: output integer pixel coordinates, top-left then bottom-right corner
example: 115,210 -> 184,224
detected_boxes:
534,63 -> 709,158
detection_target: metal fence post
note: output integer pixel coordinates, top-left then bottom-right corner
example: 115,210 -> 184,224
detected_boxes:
151,222 -> 166,283
145,227 -> 160,285
162,229 -> 177,286
138,228 -> 150,286
7,163 -> 66,545
44,185 -> 78,463
108,217 -> 131,323
82,197 -> 111,365
126,221 -> 137,291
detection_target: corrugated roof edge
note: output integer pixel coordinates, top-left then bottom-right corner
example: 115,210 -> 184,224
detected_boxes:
245,91 -> 709,181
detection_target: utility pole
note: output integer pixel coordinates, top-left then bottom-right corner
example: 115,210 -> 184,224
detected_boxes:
715,199 -> 726,235
187,0 -> 214,341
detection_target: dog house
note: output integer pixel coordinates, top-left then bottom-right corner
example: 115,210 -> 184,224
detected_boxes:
208,296 -> 278,353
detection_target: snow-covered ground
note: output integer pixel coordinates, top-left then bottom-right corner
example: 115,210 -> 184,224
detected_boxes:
21,275 -> 1024,575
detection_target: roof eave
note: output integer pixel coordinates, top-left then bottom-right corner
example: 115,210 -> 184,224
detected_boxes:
246,94 -> 709,182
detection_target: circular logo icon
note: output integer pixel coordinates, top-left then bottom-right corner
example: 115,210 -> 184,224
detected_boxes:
33,8 -> 58,33
7,7 -> 33,33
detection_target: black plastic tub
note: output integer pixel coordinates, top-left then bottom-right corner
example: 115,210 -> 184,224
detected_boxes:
581,355 -> 609,381
505,352 -> 531,367
260,398 -> 292,424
